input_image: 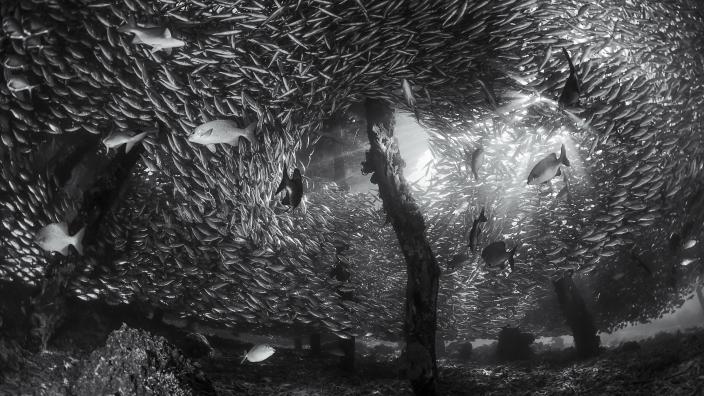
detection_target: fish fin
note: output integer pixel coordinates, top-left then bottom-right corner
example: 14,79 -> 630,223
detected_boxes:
275,164 -> 288,195
556,168 -> 561,176
118,16 -> 136,33
72,226 -> 86,256
58,222 -> 69,233
479,209 -> 487,222
245,121 -> 257,135
207,144 -> 216,153
203,128 -> 214,137
562,47 -> 576,74
164,28 -> 172,38
131,35 -> 143,45
560,144 -> 570,166
509,246 -> 517,269
60,246 -> 69,256
239,121 -> 256,146
240,352 -> 247,365
282,193 -> 290,206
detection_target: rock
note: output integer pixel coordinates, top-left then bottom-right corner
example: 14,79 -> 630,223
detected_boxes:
619,341 -> 640,353
457,342 -> 473,361
74,324 -> 216,396
497,326 -> 535,361
183,332 -> 215,359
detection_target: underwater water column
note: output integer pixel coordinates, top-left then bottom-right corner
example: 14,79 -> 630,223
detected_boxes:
28,143 -> 146,351
363,98 -> 440,396
553,275 -> 600,358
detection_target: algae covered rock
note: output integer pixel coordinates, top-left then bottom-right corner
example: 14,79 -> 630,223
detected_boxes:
74,323 -> 215,396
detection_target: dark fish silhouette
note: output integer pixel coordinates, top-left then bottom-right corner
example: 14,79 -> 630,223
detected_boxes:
276,164 -> 303,209
558,47 -> 581,108
468,207 -> 488,252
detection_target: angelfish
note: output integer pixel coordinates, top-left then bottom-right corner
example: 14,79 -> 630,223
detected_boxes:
558,47 -> 581,108
468,207 -> 488,252
527,144 -> 570,185
188,120 -> 256,153
275,164 -> 304,209
481,241 -> 517,271
35,222 -> 85,256
102,130 -> 150,153
241,344 -> 275,364
117,16 -> 185,53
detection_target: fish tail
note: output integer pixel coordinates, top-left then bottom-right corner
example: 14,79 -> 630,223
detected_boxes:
560,144 -> 570,166
275,164 -> 289,196
125,131 -> 149,153
245,121 -> 257,136
72,226 -> 86,255
118,15 -> 136,33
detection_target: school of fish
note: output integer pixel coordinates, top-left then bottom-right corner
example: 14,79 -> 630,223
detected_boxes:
0,0 -> 703,342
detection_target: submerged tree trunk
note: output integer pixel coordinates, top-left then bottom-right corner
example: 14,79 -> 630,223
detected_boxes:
362,98 -> 440,395
27,145 -> 145,351
310,333 -> 321,356
553,275 -> 600,358
338,336 -> 355,371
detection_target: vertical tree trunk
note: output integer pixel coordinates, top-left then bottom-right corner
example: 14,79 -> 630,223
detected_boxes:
362,98 -> 440,395
310,333 -> 321,356
696,284 -> 704,317
333,149 -> 347,189
553,275 -> 600,358
338,336 -> 355,371
294,336 -> 302,351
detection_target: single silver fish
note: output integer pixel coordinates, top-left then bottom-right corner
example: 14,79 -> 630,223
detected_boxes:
683,239 -> 697,249
6,76 -> 39,92
117,16 -> 185,53
3,54 -> 27,69
470,147 -> 484,180
188,120 -> 256,153
103,130 -> 149,153
241,344 -> 275,364
35,222 -> 85,256
402,79 -> 415,107
527,144 -> 570,185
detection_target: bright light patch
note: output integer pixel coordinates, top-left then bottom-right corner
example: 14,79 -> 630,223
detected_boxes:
408,149 -> 435,188
395,112 -> 435,189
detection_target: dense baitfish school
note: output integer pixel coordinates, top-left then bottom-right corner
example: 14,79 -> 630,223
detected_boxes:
0,0 -> 703,395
